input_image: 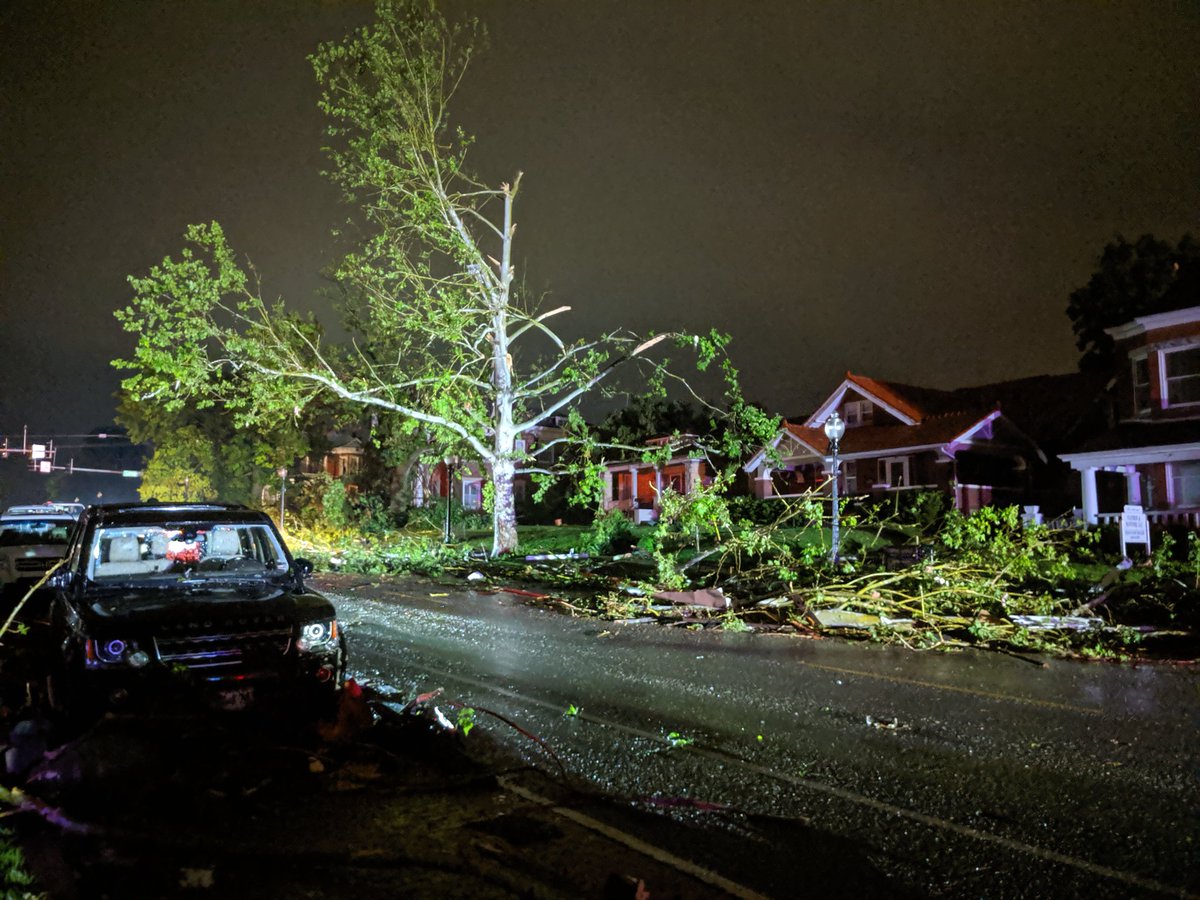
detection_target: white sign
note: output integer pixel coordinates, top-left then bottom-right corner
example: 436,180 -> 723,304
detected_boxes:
1120,504 -> 1151,557
30,443 -> 45,460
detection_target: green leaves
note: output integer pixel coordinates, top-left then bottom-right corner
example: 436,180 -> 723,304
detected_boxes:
114,0 -> 758,558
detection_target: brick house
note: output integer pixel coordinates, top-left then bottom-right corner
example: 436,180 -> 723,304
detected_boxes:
743,372 -> 1083,513
601,436 -> 714,523
1060,304 -> 1200,526
419,416 -> 571,512
298,435 -> 365,483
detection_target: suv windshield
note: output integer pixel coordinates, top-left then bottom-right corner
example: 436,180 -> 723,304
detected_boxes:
88,521 -> 289,583
0,520 -> 74,546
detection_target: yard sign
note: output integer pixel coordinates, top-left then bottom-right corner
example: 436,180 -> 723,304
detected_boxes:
1119,504 -> 1151,559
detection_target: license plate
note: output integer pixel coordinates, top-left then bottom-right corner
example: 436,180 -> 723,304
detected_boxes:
215,686 -> 255,711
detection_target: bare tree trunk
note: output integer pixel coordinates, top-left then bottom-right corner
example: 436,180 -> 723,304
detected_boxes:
487,180 -> 520,557
491,457 -> 518,555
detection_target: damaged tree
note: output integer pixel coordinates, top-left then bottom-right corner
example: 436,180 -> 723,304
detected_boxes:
115,0 -> 729,555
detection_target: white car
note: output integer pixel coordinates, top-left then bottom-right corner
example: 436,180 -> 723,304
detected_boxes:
0,507 -> 77,594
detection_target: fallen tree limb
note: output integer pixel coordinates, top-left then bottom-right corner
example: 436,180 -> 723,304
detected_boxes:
0,783 -> 92,834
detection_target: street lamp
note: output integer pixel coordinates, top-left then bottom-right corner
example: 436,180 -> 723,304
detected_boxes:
443,454 -> 460,544
824,411 -> 846,564
277,467 -> 288,531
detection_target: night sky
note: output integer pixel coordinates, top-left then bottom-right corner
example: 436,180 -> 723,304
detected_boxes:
2,1 -> 1197,439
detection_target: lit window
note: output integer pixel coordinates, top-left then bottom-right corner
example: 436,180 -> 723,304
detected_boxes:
1164,346 -> 1200,407
843,460 -> 857,492
1169,461 -> 1200,507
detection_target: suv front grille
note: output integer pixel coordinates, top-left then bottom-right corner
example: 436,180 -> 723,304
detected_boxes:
153,616 -> 293,675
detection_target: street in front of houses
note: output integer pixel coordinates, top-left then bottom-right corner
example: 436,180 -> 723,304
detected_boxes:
320,572 -> 1200,899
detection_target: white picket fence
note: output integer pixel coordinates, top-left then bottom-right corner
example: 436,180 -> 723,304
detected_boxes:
1096,509 -> 1200,529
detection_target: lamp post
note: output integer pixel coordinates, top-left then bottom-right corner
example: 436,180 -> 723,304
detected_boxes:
277,467 -> 288,531
824,411 -> 845,564
443,454 -> 459,544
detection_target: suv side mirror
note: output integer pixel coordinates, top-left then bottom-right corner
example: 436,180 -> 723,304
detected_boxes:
48,569 -> 72,591
293,558 -> 314,577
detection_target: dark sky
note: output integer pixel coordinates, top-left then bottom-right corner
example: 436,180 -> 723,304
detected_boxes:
2,0 -> 1197,438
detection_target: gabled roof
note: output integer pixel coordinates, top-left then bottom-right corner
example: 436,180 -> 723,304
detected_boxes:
803,370 -> 1110,449
805,372 -> 963,426
745,409 -> 1029,471
786,411 -> 1006,458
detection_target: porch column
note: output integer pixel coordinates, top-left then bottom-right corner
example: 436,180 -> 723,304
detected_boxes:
1080,466 -> 1099,525
1123,465 -> 1142,505
603,468 -> 615,510
685,459 -> 701,494
753,464 -> 774,499
654,466 -> 663,511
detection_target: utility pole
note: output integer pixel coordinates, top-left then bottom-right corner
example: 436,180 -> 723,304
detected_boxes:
277,467 -> 288,531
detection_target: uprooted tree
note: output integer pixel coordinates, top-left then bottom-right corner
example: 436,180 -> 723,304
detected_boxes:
114,0 -> 758,555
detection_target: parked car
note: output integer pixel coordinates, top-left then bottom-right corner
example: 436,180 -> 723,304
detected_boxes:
4,501 -> 85,519
45,501 -> 86,519
0,505 -> 78,596
46,503 -> 346,721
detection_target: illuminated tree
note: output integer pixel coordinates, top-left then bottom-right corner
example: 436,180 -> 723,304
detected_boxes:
114,0 -> 743,554
115,391 -> 308,507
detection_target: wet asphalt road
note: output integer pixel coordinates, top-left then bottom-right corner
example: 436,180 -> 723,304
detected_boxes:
316,573 -> 1200,899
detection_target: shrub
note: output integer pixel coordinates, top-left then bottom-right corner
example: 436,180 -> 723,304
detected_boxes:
583,509 -> 640,555
727,496 -> 780,525
407,499 -> 490,534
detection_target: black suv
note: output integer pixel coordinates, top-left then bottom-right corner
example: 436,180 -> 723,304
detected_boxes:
47,503 -> 346,719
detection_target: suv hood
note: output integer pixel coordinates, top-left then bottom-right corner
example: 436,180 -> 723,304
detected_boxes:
80,584 -> 333,627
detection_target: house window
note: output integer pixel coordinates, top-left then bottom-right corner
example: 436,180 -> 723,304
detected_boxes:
843,400 -> 873,427
1132,355 -> 1151,415
612,471 -> 632,501
462,480 -> 482,510
876,456 -> 909,488
842,460 -> 857,492
514,438 -> 527,454
1168,461 -> 1200,507
1164,346 -> 1200,407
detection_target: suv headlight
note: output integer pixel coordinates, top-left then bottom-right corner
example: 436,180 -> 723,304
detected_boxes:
86,638 -> 151,668
296,619 -> 338,652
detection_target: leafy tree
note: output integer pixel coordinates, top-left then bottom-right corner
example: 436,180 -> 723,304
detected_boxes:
114,0 -> 743,554
598,396 -> 713,447
1067,234 -> 1200,372
115,391 -> 307,506
137,440 -> 218,503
